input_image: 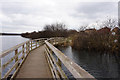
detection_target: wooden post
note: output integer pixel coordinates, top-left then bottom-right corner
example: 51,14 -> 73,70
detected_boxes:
57,55 -> 62,77
58,58 -> 61,67
26,43 -> 28,54
54,39 -> 56,45
48,46 -> 52,55
15,49 -> 18,70
36,41 -> 37,48
27,42 -> 28,52
31,41 -> 32,50
28,41 -> 30,52
22,44 -> 24,59
39,40 -> 41,47
0,58 -> 1,79
27,42 -> 29,53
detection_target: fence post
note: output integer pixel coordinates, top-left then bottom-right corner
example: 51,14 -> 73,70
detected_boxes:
39,40 -> 41,47
28,41 -> 30,52
57,56 -> 62,78
31,41 -> 32,50
26,43 -> 28,54
36,41 -> 37,48
15,49 -> 18,70
58,58 -> 61,67
49,48 -> 52,55
0,58 -> 1,79
22,44 -> 25,59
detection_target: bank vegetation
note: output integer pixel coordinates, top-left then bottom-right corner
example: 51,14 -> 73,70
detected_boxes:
72,27 -> 120,53
21,19 -> 120,53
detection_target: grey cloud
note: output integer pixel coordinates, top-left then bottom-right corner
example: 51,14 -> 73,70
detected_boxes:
1,2 -> 27,14
1,2 -> 55,15
72,2 -> 117,19
0,1 -> 118,33
77,2 -> 117,14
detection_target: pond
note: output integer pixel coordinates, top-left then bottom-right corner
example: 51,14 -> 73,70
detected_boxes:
57,46 -> 120,79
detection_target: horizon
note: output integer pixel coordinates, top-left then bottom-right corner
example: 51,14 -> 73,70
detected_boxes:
1,26 -> 119,34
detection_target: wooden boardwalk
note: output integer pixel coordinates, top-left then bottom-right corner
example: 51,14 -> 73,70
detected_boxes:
16,45 -> 52,78
1,38 -> 95,79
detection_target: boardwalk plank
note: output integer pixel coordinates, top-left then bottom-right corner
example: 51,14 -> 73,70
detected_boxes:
16,45 -> 52,78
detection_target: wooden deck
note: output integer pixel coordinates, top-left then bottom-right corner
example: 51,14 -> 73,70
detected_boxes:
16,45 -> 52,78
1,38 -> 95,79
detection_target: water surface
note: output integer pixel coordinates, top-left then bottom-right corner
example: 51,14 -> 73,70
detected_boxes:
0,36 -> 28,77
58,46 -> 120,78
0,36 -> 28,52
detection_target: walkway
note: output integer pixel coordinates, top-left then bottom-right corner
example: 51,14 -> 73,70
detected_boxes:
16,45 -> 52,78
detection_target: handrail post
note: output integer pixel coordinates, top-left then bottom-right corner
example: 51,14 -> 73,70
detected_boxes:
54,39 -> 56,44
27,42 -> 28,53
22,44 -> 25,59
57,58 -> 62,77
49,48 -> 52,55
57,58 -> 62,78
26,43 -> 28,54
28,41 -> 30,52
15,49 -> 18,70
27,42 -> 29,53
39,40 -> 41,47
31,41 -> 32,50
36,41 -> 37,48
0,58 -> 1,79
57,58 -> 61,67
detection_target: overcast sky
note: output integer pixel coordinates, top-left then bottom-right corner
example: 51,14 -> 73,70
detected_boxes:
0,0 -> 119,33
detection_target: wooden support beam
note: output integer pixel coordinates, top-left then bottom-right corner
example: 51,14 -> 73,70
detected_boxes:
57,58 -> 61,67
15,49 -> 18,70
28,42 -> 30,53
31,41 -> 32,50
26,43 -> 28,54
0,58 -> 1,79
36,41 -> 37,48
22,44 -> 25,59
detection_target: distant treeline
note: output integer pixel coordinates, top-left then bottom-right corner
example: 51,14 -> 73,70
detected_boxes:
72,27 -> 120,53
21,23 -> 78,39
0,33 -> 21,36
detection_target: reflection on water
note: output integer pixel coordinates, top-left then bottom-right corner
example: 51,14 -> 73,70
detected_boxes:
57,46 -> 120,78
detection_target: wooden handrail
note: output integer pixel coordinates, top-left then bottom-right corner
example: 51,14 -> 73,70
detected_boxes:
1,37 -> 96,79
0,38 -> 47,58
0,39 -> 44,79
0,40 -> 30,58
45,45 -> 68,78
45,40 -> 95,79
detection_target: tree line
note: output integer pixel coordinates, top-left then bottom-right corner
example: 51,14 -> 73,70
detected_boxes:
21,18 -> 120,53
21,23 -> 78,39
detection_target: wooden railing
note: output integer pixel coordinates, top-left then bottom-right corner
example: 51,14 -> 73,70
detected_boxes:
0,38 -> 46,79
0,37 -> 96,79
45,38 -> 96,79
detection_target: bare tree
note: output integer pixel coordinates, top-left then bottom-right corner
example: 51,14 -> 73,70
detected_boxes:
43,23 -> 67,31
43,23 -> 68,37
79,25 -> 87,31
101,18 -> 118,29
